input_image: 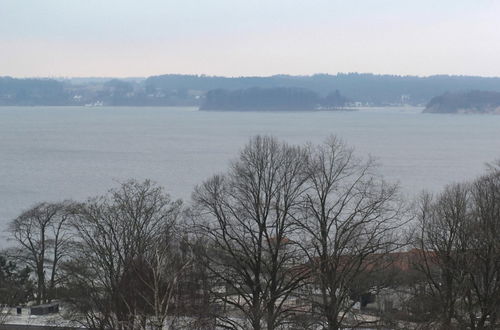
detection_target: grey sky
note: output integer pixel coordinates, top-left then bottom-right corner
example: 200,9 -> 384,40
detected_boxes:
1,0 -> 499,77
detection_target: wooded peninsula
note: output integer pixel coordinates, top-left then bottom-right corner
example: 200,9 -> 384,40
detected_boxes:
3,74 -> 500,109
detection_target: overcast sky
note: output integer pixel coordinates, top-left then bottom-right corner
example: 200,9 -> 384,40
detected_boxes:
1,0 -> 499,78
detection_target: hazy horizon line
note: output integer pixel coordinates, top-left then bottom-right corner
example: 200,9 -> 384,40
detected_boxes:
4,72 -> 500,80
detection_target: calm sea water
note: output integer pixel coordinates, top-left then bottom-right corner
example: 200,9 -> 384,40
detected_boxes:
1,106 -> 500,240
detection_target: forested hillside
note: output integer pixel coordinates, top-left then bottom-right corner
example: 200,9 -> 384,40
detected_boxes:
200,87 -> 347,111
3,74 -> 500,107
146,73 -> 500,105
424,90 -> 500,113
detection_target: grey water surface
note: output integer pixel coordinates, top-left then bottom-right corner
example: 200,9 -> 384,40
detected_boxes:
1,106 -> 500,240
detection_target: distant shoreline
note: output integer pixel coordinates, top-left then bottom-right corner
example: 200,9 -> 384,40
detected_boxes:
0,105 -> 428,112
3,74 -> 500,109
199,107 -> 358,112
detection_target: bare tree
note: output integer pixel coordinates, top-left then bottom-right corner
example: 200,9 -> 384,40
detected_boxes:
175,231 -> 216,329
8,201 -> 73,304
63,179 -> 185,330
413,168 -> 500,330
413,185 -> 471,329
460,170 -> 500,329
193,136 -> 310,330
133,226 -> 194,330
296,136 -> 406,330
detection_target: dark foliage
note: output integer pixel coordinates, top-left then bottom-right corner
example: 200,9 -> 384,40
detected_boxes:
0,254 -> 34,305
147,73 -> 500,106
4,73 -> 500,106
424,90 -> 500,113
201,87 -> 322,111
0,77 -> 67,106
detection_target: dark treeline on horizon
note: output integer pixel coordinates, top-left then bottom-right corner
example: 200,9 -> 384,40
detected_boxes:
3,73 -> 500,107
425,90 -> 500,113
200,87 -> 347,111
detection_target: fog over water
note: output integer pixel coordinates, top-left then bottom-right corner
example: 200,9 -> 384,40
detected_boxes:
1,106 -> 500,238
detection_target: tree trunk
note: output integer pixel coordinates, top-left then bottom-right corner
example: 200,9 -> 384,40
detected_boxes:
36,264 -> 45,304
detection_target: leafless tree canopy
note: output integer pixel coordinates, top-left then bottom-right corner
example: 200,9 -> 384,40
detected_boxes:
63,179 -> 186,330
8,201 -> 74,304
413,184 -> 471,328
193,136 -> 310,330
4,136 -> 499,330
413,168 -> 500,329
193,136 -> 406,330
296,136 -> 406,330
